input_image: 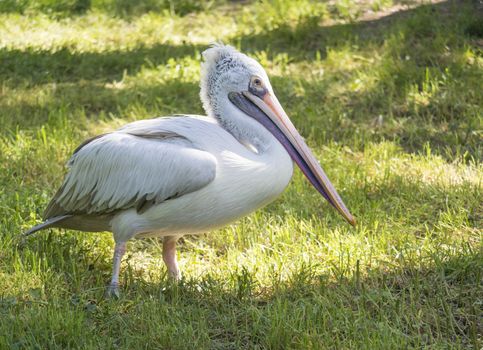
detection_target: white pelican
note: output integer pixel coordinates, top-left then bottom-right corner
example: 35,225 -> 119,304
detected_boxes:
25,44 -> 355,297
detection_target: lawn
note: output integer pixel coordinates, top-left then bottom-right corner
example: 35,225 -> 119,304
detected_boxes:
0,0 -> 481,348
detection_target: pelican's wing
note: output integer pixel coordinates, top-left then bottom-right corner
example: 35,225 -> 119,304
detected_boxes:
44,128 -> 217,219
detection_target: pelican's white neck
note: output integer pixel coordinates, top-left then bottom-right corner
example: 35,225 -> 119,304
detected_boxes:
211,95 -> 278,154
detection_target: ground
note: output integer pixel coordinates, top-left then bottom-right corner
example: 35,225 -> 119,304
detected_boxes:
0,0 -> 481,349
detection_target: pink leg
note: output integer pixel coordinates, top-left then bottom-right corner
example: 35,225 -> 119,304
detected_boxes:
106,241 -> 126,298
163,236 -> 181,280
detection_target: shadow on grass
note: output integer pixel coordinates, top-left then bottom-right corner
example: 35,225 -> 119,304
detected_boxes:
0,79 -> 202,132
0,43 -> 205,86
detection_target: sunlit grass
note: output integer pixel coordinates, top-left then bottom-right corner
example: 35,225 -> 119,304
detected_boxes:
0,0 -> 481,349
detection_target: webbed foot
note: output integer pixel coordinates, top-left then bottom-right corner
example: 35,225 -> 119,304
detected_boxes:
105,283 -> 120,299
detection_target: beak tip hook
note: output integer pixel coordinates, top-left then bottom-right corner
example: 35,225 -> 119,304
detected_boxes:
347,216 -> 357,227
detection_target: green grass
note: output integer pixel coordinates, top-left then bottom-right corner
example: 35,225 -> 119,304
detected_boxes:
0,0 -> 482,348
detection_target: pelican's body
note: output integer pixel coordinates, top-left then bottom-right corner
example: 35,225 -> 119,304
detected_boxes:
64,115 -> 292,241
25,45 -> 354,297
134,117 -> 293,238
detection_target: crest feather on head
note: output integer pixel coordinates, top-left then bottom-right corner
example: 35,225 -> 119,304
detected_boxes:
201,43 -> 238,67
200,43 -> 247,116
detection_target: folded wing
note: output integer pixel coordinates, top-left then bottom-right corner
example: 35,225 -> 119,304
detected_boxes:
44,129 -> 217,219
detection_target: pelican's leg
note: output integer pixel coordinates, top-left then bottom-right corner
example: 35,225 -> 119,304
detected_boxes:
163,236 -> 181,280
105,241 -> 127,298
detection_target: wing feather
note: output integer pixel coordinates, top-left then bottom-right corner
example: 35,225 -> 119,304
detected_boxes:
44,129 -> 217,219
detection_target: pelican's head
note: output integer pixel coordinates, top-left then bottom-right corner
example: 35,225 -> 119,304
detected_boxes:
200,44 -> 271,119
200,44 -> 356,226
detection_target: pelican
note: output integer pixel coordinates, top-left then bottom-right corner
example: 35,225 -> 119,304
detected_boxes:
25,44 -> 355,297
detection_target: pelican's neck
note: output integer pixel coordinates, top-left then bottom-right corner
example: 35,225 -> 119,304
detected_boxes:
212,96 -> 277,154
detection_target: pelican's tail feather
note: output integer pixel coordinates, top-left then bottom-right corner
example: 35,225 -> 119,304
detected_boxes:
23,215 -> 72,237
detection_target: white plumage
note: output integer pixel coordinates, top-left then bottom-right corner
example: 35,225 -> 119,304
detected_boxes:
26,44 -> 354,297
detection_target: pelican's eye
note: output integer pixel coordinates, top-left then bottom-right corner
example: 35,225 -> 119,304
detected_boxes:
249,76 -> 266,97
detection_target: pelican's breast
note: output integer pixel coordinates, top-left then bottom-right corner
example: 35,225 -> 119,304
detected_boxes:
212,138 -> 294,218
